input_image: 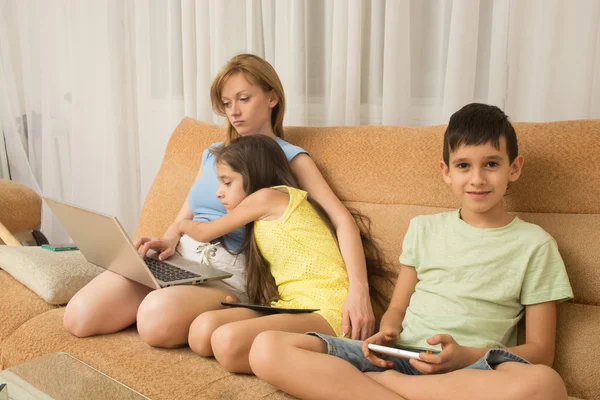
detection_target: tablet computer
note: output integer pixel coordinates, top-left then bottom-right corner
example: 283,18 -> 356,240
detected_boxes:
221,302 -> 319,314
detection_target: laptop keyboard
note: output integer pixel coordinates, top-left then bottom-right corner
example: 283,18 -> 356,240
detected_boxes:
144,257 -> 202,282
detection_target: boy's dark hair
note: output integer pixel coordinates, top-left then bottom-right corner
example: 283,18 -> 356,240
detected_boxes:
443,103 -> 518,165
212,135 -> 396,311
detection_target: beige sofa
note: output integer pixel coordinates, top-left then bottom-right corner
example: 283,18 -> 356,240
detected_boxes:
1,118 -> 599,399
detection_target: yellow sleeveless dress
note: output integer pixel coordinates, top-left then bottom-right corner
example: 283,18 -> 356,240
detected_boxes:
253,186 -> 349,337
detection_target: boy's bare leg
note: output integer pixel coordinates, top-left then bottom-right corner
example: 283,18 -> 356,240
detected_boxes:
250,331 -> 567,400
249,331 -> 405,400
367,362 -> 568,400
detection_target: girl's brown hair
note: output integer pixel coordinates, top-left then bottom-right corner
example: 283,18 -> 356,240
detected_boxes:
210,54 -> 286,144
212,135 -> 396,311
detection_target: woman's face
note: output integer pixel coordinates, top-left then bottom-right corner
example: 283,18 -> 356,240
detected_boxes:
220,73 -> 278,138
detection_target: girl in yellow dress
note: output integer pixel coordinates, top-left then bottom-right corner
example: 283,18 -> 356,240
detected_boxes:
179,134 -> 393,374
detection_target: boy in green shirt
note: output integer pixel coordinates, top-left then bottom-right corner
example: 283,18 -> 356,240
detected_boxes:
248,103 -> 573,400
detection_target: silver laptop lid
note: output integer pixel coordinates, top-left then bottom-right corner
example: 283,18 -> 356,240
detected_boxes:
44,197 -> 161,289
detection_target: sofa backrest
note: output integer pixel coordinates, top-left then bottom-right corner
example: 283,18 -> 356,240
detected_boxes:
136,118 -> 600,399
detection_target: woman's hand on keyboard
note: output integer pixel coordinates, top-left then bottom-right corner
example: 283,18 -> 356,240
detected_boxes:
134,235 -> 179,260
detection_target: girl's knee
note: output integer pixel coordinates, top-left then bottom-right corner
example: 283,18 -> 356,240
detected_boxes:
188,311 -> 223,357
248,331 -> 284,376
210,323 -> 248,372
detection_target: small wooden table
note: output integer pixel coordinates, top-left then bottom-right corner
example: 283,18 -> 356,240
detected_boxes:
0,352 -> 149,399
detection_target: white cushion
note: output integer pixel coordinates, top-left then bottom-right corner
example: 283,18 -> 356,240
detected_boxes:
0,246 -> 102,304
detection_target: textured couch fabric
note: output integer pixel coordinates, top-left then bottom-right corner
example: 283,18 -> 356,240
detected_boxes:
0,179 -> 41,233
1,118 -> 598,399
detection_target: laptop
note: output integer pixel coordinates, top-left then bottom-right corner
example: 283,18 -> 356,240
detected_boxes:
44,197 -> 233,290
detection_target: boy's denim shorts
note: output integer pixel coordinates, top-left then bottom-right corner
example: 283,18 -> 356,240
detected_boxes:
307,333 -> 531,375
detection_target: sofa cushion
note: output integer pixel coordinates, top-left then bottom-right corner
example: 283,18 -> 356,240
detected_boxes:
0,308 -> 289,400
517,213 -> 600,306
0,247 -> 103,305
0,271 -> 56,351
287,120 -> 600,214
555,302 -> 600,400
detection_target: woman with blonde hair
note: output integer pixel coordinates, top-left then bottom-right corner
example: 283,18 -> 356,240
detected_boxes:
63,53 -> 376,349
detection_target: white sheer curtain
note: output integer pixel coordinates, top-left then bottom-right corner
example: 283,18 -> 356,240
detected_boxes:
1,0 -> 599,243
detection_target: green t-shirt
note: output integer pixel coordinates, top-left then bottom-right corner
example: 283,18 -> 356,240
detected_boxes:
397,210 -> 573,351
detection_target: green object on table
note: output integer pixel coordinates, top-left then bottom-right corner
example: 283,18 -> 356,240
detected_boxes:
41,244 -> 79,251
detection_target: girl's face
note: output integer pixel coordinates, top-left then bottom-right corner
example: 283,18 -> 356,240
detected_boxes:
216,161 -> 247,212
220,73 -> 278,138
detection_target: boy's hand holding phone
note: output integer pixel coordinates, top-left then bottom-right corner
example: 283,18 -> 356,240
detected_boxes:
409,333 -> 478,375
362,328 -> 399,368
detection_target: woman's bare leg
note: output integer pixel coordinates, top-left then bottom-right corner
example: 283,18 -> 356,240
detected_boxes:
64,271 -> 152,337
206,312 -> 335,374
249,331 -> 404,400
136,283 -> 239,348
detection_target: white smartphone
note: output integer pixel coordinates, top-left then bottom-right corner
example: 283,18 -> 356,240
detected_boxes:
367,344 -> 431,361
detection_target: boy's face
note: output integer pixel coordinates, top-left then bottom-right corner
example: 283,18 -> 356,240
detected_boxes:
216,162 -> 248,212
441,137 -> 524,219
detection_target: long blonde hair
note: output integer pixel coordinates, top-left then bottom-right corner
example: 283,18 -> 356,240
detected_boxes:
210,54 -> 286,144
